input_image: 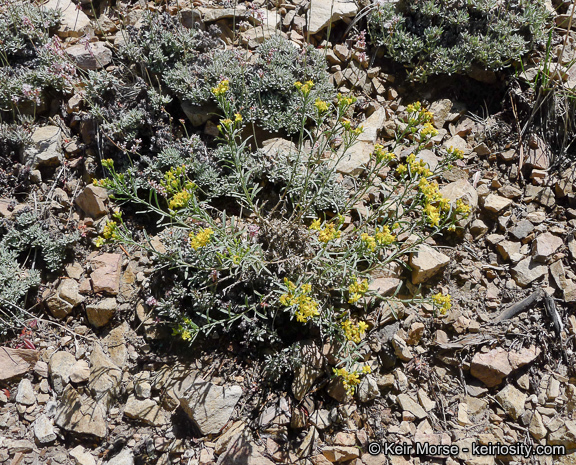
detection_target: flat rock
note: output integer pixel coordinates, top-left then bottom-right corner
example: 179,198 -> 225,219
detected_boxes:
55,384 -> 107,438
43,0 -> 91,37
106,448 -> 134,465
368,277 -> 401,296
292,342 -> 323,401
306,0 -> 357,34
89,344 -> 121,410
397,393 -> 427,419
86,297 -> 116,327
34,414 -> 57,444
70,446 -> 97,465
75,184 -> 108,218
548,420 -> 576,449
410,244 -> 450,284
483,194 -> 513,213
533,232 -> 563,262
357,375 -> 379,403
49,351 -> 76,394
322,446 -> 360,462
512,257 -> 548,287
179,382 -> 242,435
496,240 -> 521,261
509,219 -> 534,240
69,360 -> 90,383
529,410 -> 547,440
430,99 -> 453,129
124,395 -> 167,426
24,125 -> 63,168
67,42 -> 112,70
470,346 -> 540,387
16,378 -> 36,405
495,384 -> 526,420
90,253 -> 122,295
0,347 -> 39,381
440,178 -> 478,211
216,433 -> 274,465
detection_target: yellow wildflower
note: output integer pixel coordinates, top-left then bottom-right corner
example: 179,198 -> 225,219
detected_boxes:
361,233 -> 376,251
234,113 -> 242,123
294,80 -> 314,96
374,144 -> 395,163
456,198 -> 471,216
374,226 -> 395,246
309,218 -> 322,231
396,164 -> 408,175
279,280 -> 319,323
189,228 -> 214,250
432,292 -> 452,314
362,365 -> 372,374
168,190 -> 192,210
317,223 -> 341,243
211,79 -> 229,97
314,98 -> 329,113
341,319 -> 369,343
421,122 -> 438,138
333,367 -> 362,395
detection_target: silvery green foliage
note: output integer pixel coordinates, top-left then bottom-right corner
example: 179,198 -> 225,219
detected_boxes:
163,35 -> 334,134
368,0 -> 550,81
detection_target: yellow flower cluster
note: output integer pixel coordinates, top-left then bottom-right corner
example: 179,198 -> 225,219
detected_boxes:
341,319 -> 369,343
95,219 -> 120,248
456,199 -> 471,216
211,79 -> 229,97
420,122 -> 439,138
279,279 -> 319,323
348,278 -> 369,304
162,165 -> 189,195
407,154 -> 433,177
336,93 -> 357,107
447,146 -> 464,159
418,178 -> 451,227
406,101 -> 434,124
333,366 -> 371,395
341,119 -> 364,136
169,190 -> 193,210
189,228 -> 214,250
314,98 -> 329,113
310,219 -> 341,243
294,80 -> 314,96
361,226 -> 395,252
373,144 -> 396,163
101,158 -> 114,169
432,292 -> 452,314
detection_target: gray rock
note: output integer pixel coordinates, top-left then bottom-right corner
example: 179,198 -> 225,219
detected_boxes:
67,42 -> 112,70
306,0 -> 357,34
509,219 -> 534,240
496,240 -> 521,261
58,279 -> 85,307
23,125 -> 63,168
429,99 -> 453,129
75,184 -> 108,218
86,298 -> 117,328
70,445 -> 97,465
397,393 -> 427,419
49,351 -> 76,394
69,360 -> 90,384
533,232 -> 563,262
357,375 -> 379,403
16,378 -> 36,405
89,344 -> 121,410
410,244 -> 450,284
123,396 -> 167,426
512,257 -> 548,287
34,414 -> 57,444
43,0 -> 91,37
309,409 -> 331,430
179,382 -> 242,435
106,448 -> 134,465
292,342 -> 323,401
55,385 -> 107,438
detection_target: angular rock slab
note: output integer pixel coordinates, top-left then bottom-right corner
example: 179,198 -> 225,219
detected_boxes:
307,0 -> 358,34
55,385 -> 107,438
410,244 -> 450,284
470,346 -> 540,387
178,382 -> 242,435
0,347 -> 39,381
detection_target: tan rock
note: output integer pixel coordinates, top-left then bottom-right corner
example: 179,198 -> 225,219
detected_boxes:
75,184 -> 108,218
90,253 -> 122,295
483,194 -> 513,213
470,346 -> 540,387
86,298 -> 116,328
410,244 -> 450,284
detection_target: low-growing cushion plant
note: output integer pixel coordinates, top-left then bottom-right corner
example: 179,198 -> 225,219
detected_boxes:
368,0 -> 551,82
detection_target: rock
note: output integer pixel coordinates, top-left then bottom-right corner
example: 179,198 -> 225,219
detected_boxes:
533,232 -> 563,262
483,194 -> 513,213
470,219 -> 488,238
391,334 -> 413,361
368,277 -> 401,297
67,42 -> 112,70
407,322 -> 425,345
509,219 -> 534,240
322,446 -> 360,462
498,184 -> 523,199
357,375 -> 379,403
86,298 -> 117,327
0,347 -> 40,381
16,378 -> 36,405
4,439 -> 34,454
512,257 -> 548,287
124,396 -> 167,426
309,409 -> 331,430
495,384 -> 526,420
70,445 -> 97,465
178,382 -> 242,435
75,184 -> 108,218
429,99 -> 453,129
49,351 -> 76,394
440,179 -> 479,212
59,279 -> 85,307
443,135 -> 470,154
24,125 -> 63,168
214,421 -> 246,455
470,346 -> 540,387
34,414 -> 56,444
104,322 -> 129,367
55,385 -> 107,438
292,342 -> 323,401
88,344 -> 121,410
550,260 -> 568,291
198,5 -> 248,22
181,100 -> 218,126
410,244 -> 450,284
549,421 -> 576,449
415,149 -> 439,171
69,360 -> 90,383
90,253 -> 122,295
418,389 -> 436,412
46,293 -> 74,319
397,393 -> 427,420
106,448 -> 134,465
216,432 -> 275,465
43,0 -> 91,37
306,0 -> 358,34
496,241 -> 521,261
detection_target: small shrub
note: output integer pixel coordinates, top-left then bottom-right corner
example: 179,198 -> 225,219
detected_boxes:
368,0 -> 550,81
96,78 -> 469,394
163,35 -> 334,134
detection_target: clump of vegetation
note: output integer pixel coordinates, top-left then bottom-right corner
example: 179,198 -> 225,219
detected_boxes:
95,74 -> 469,394
368,0 -> 550,82
164,35 -> 334,134
0,212 -> 79,335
